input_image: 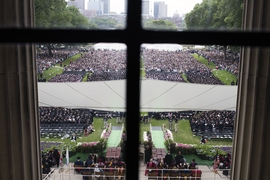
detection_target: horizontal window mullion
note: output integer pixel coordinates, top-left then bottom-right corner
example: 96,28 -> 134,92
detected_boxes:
0,29 -> 270,46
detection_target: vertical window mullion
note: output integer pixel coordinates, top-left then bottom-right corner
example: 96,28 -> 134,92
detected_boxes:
126,0 -> 142,179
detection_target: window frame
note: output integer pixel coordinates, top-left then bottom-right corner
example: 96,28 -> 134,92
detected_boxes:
1,0 -> 270,179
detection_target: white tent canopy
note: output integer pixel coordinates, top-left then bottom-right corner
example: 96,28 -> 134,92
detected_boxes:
38,80 -> 237,112
141,43 -> 183,51
92,43 -> 127,50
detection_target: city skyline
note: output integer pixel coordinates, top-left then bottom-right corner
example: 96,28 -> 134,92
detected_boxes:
109,0 -> 203,16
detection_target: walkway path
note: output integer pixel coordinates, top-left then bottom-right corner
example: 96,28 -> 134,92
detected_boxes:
107,125 -> 123,147
151,126 -> 166,149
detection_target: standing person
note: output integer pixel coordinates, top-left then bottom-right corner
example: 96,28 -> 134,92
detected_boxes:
53,148 -> 60,168
200,136 -> 206,144
144,145 -> 151,164
42,154 -> 52,174
70,133 -> 77,142
173,114 -> 178,133
164,152 -> 173,167
175,151 -> 184,166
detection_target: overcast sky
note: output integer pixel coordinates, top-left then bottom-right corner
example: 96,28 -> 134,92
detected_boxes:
110,0 -> 203,17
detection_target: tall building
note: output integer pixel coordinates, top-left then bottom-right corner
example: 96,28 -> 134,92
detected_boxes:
153,1 -> 167,18
142,0 -> 150,15
88,0 -> 104,15
101,0 -> 110,14
67,0 -> 85,10
124,0 -> 128,14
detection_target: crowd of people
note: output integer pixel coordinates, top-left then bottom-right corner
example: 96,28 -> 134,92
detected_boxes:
39,107 -> 94,124
195,49 -> 240,77
142,49 -> 228,85
36,46 -> 239,84
48,72 -> 85,82
36,49 -> 79,76
190,110 -> 235,133
145,150 -> 200,178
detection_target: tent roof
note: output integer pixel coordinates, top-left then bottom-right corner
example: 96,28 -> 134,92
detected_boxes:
38,79 -> 237,112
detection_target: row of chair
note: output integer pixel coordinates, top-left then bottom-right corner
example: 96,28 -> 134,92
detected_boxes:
147,168 -> 202,180
106,147 -> 122,159
74,165 -> 125,180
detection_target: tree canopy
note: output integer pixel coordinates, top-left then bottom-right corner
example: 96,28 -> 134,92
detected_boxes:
144,19 -> 178,31
185,0 -> 243,30
35,0 -> 97,29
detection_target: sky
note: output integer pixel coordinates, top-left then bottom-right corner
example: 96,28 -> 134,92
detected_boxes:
109,0 -> 203,17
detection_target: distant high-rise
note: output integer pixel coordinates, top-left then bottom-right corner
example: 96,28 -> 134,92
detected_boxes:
154,1 -> 167,18
142,0 -> 150,15
101,0 -> 110,14
124,0 -> 128,14
88,0 -> 104,15
67,0 -> 85,10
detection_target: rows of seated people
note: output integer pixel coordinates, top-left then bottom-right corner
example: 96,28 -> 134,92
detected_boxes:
73,153 -> 126,180
141,49 -> 231,85
36,49 -> 79,75
145,151 -> 202,179
190,110 -> 235,140
63,49 -> 127,81
37,47 -> 239,84
215,153 -> 231,176
147,111 -> 195,121
48,71 -> 86,82
195,49 -> 240,77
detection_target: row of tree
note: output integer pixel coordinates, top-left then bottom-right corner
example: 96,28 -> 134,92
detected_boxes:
185,0 -> 243,30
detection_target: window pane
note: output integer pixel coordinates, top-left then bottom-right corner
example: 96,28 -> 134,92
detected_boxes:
140,43 -> 238,179
38,42 -> 127,179
142,0 -> 243,31
35,0 -> 126,29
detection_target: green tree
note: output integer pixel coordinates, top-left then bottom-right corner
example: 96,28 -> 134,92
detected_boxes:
185,0 -> 243,59
89,17 -> 118,29
144,20 -> 178,31
185,0 -> 243,30
35,0 -> 97,56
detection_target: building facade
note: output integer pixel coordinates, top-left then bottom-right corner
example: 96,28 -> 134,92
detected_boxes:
153,1 -> 167,18
67,0 -> 85,10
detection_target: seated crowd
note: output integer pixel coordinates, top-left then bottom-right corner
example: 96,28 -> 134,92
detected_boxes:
37,47 -> 239,84
141,48 -> 234,85
74,153 -> 126,180
37,49 -> 79,76
48,72 -> 85,82
145,151 -> 201,179
190,110 -> 235,140
39,107 -> 92,124
195,49 -> 240,77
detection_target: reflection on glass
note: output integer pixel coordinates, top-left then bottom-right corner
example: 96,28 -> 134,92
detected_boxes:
142,0 -> 243,31
139,43 -> 236,179
38,43 -> 127,178
35,0 -> 126,29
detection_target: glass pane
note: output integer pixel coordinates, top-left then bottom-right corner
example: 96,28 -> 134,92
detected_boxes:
35,0 -> 126,29
140,43 -> 238,179
38,42 -> 127,179
142,0 -> 243,31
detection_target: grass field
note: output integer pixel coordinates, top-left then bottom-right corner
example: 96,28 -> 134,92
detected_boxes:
191,53 -> 237,85
41,118 -> 123,143
140,119 -> 232,146
40,53 -> 82,81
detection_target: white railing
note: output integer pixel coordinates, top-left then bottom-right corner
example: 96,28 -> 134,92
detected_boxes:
42,165 -> 231,180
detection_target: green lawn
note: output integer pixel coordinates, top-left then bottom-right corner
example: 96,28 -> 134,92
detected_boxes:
40,53 -> 82,81
181,73 -> 189,82
140,69 -> 146,78
140,119 -> 232,146
41,117 -> 123,143
191,53 -> 237,85
212,69 -> 237,85
41,117 -> 232,147
192,54 -> 216,69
